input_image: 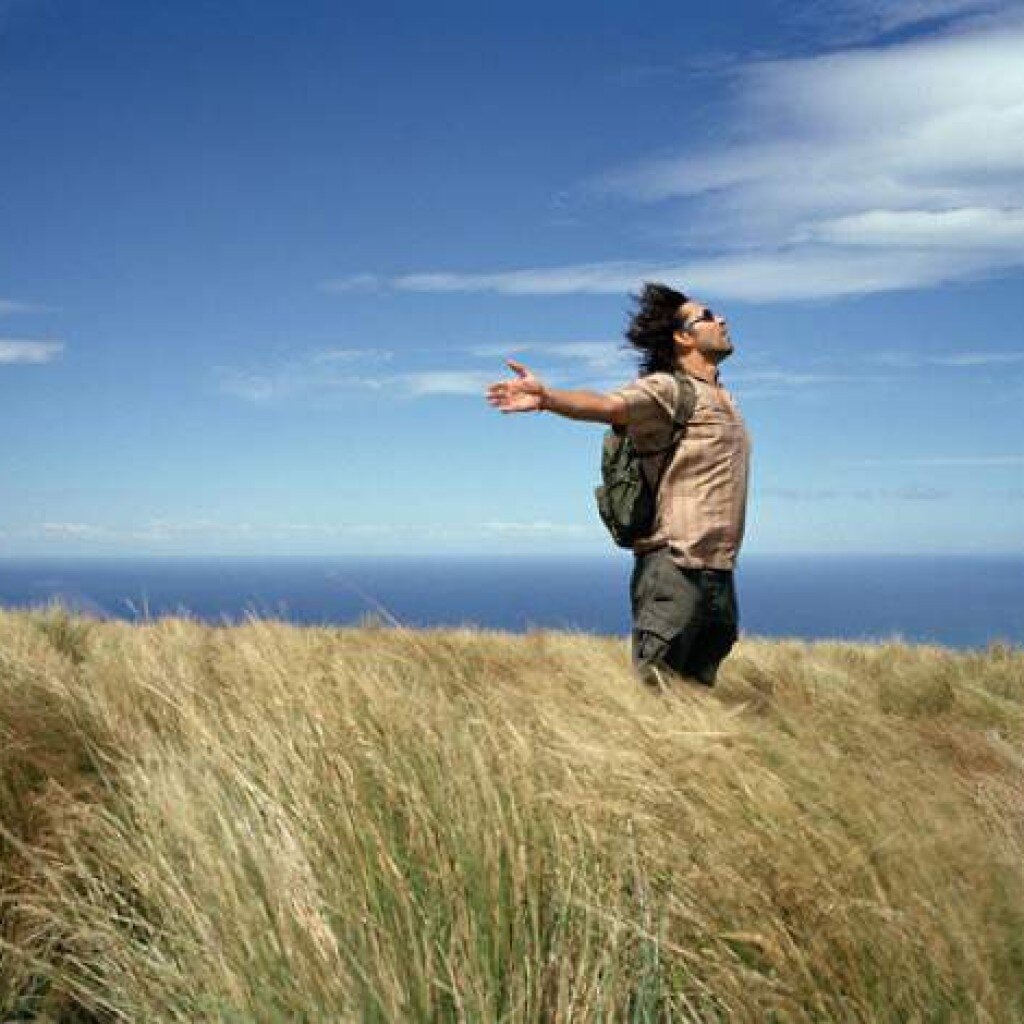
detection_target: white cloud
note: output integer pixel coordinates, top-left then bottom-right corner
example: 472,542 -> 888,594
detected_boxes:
598,21 -> 1024,291
366,17 -> 1024,302
0,340 -> 63,364
809,207 -> 1024,249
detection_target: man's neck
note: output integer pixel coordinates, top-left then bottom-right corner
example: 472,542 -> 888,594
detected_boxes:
676,351 -> 721,386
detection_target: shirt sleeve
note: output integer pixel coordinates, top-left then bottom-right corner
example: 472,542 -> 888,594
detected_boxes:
608,373 -> 679,447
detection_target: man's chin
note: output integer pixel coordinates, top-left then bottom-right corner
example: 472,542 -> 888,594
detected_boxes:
701,337 -> 734,361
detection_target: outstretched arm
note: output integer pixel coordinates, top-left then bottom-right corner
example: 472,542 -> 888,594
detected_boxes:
486,359 -> 628,426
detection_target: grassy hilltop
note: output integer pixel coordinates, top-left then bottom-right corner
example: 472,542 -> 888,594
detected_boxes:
1,609 -> 1023,1023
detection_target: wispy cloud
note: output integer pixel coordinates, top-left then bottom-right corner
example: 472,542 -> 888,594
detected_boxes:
729,369 -> 864,387
217,349 -> 500,402
219,370 -> 387,402
933,352 -> 1024,367
392,265 -> 654,297
320,274 -> 384,294
871,350 -> 1024,368
348,15 -> 1024,303
477,521 -> 594,535
882,486 -> 953,500
854,454 -> 1024,466
0,299 -> 45,317
807,0 -> 1012,45
762,486 -> 952,501
38,522 -> 109,539
0,340 -> 64,364
19,519 -> 600,544
309,347 -> 388,364
380,246 -> 1019,302
220,338 -> 645,404
217,347 -> 395,402
468,341 -> 633,374
402,371 -> 491,396
762,488 -> 844,501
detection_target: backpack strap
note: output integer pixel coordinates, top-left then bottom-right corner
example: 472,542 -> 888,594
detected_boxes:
668,371 -> 697,440
637,372 -> 697,495
635,372 -> 696,457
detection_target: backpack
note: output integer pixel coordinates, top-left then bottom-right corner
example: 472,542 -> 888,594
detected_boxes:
594,372 -> 697,548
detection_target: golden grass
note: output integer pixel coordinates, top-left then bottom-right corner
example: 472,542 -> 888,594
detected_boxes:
1,606 -> 1022,1022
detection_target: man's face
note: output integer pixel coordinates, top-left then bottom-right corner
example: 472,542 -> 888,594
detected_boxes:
676,299 -> 734,362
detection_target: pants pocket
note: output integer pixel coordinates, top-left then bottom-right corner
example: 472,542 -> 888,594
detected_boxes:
633,629 -> 672,670
631,552 -> 700,663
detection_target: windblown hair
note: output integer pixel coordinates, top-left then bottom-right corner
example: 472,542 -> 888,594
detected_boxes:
623,282 -> 688,376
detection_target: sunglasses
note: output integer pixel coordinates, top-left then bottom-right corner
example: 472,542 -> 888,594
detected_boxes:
679,308 -> 717,331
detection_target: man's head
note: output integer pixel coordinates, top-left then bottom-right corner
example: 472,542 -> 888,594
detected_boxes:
674,297 -> 733,363
624,282 -> 733,375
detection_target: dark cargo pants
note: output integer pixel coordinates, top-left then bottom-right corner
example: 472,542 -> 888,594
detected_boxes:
629,547 -> 739,687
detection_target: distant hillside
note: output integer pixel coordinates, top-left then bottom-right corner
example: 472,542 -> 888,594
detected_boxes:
1,608 -> 1022,1023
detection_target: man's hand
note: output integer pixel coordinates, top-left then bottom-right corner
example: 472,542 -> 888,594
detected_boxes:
485,359 -> 547,413
487,359 -> 628,424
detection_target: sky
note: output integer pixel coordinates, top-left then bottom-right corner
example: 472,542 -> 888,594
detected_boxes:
1,0 -> 1022,557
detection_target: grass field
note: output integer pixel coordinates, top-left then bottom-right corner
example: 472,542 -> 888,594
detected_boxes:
1,607 -> 1022,1022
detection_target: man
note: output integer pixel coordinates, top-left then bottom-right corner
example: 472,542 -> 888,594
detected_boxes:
485,282 -> 751,688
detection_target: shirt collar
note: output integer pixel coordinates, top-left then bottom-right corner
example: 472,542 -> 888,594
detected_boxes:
684,368 -> 720,387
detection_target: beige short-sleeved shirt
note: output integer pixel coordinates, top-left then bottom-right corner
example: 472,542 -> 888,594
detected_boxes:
609,371 -> 751,570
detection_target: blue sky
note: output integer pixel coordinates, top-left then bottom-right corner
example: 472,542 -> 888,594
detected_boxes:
1,0 -> 1022,557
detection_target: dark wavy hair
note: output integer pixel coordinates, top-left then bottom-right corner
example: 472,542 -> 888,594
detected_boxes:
623,282 -> 688,376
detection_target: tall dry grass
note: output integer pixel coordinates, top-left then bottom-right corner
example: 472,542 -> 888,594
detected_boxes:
1,606 -> 1022,1022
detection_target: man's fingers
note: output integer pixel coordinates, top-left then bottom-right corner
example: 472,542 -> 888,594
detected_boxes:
484,384 -> 537,413
485,360 -> 541,414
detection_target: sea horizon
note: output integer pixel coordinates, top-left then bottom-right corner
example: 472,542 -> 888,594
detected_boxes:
1,553 -> 1021,651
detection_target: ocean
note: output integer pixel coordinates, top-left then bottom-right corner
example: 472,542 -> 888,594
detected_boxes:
0,555 -> 1021,650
